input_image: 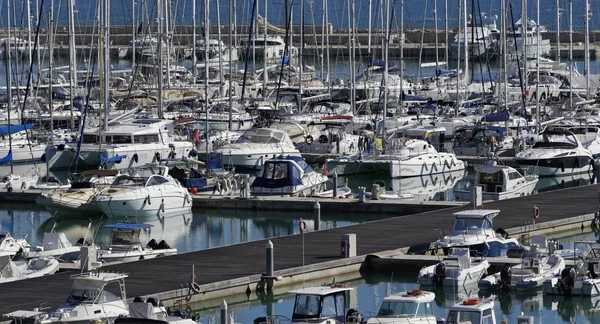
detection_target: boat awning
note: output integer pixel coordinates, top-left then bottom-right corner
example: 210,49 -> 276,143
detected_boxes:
103,223 -> 153,230
0,124 -> 32,135
473,164 -> 504,174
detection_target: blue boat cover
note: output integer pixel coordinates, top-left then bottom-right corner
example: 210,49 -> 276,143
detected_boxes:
252,156 -> 313,188
0,149 -> 12,164
481,110 -> 510,122
436,69 -> 456,76
100,153 -> 127,166
0,124 -> 33,135
176,168 -> 209,189
103,222 -> 153,230
207,152 -> 222,170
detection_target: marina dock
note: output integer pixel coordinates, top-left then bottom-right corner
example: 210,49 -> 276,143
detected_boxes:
2,183 -> 599,315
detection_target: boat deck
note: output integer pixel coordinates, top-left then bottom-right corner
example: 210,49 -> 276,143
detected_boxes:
2,183 -> 599,315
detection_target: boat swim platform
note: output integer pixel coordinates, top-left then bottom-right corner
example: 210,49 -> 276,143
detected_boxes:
1,183 -> 600,315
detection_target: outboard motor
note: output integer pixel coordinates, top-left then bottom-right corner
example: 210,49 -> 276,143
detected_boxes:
433,262 -> 446,285
558,267 -> 576,295
156,240 -> 171,249
496,263 -> 512,291
146,239 -> 158,249
345,308 -> 364,323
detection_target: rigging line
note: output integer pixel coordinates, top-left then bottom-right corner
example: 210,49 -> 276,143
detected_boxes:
19,0 -> 46,167
275,0 -> 293,109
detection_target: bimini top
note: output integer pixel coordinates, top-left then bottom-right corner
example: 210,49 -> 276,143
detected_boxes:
103,223 -> 153,230
288,286 -> 353,296
252,156 -> 314,188
453,209 -> 500,219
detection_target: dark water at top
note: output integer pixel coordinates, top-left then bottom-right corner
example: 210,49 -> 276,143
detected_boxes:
0,0 -> 591,32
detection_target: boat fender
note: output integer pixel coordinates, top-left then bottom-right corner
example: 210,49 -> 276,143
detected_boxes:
154,152 -> 161,162
6,184 -> 12,193
533,206 -> 540,219
40,154 -> 46,162
160,199 -> 165,212
186,193 -> 191,204
21,181 -> 27,190
299,220 -> 307,233
323,165 -> 328,176
146,195 -> 151,205
305,135 -> 314,145
133,153 -> 139,164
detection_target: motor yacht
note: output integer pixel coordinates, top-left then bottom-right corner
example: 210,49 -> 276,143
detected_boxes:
239,36 -> 298,60
366,290 -> 437,324
41,271 -> 130,323
507,17 -> 551,59
251,155 -> 328,196
515,130 -> 594,176
95,165 -> 192,218
454,160 -> 539,201
418,248 -> 490,287
45,119 -> 194,171
185,38 -> 239,63
217,128 -> 302,170
97,222 -> 177,263
434,209 -> 519,257
295,122 -> 361,156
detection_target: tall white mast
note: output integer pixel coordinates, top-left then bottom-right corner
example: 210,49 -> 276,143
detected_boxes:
263,0 -> 268,99
584,0 -> 590,98
192,0 -> 197,81
228,0 -> 234,130
556,0 -> 560,64
26,0 -> 32,68
535,0 -> 540,118
157,0 -> 164,118
298,0 -> 305,110
132,0 -> 136,69
382,0 -> 390,152
568,0 -> 573,111
102,0 -> 110,129
68,0 -> 77,128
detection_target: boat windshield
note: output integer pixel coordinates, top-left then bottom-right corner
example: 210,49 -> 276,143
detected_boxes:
446,308 -> 493,324
453,218 -> 492,232
66,289 -> 120,305
235,129 -> 283,144
377,301 -> 433,318
111,229 -> 142,245
111,176 -> 146,187
293,295 -> 321,317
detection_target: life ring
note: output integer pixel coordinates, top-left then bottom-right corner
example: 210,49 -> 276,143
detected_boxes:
407,290 -> 423,296
305,135 -> 314,145
299,220 -> 307,233
191,281 -> 201,293
533,206 -> 540,219
463,299 -> 480,306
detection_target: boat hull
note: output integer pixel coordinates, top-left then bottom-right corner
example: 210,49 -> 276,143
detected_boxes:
96,188 -> 192,218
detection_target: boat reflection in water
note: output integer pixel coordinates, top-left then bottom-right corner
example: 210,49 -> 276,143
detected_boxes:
543,295 -> 600,323
535,171 -> 595,193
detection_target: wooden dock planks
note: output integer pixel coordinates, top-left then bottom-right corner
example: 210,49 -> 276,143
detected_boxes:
1,183 -> 599,315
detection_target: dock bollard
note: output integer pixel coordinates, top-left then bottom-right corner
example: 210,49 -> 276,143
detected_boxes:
220,300 -> 228,324
358,187 -> 366,203
266,240 -> 274,277
332,171 -> 338,198
314,201 -> 321,231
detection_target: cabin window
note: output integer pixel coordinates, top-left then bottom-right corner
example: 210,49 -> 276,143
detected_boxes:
335,293 -> 345,316
146,176 -> 169,186
83,134 -> 97,143
67,289 -> 98,304
322,295 -> 336,317
482,309 -> 493,324
446,310 -> 481,324
294,295 -> 320,316
134,134 -> 160,144
263,163 -> 275,179
273,163 -> 288,179
508,172 -> 521,180
453,218 -> 483,232
110,135 -> 132,144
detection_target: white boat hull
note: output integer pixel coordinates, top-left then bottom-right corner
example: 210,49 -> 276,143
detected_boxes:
96,187 -> 192,218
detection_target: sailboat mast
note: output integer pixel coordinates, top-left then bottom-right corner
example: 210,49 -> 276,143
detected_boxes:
399,0 -> 404,114
263,0 -> 268,99
444,0 -> 448,62
556,0 -> 560,64
298,0 -> 304,111
5,6 -> 13,174
48,5 -> 54,132
157,0 -> 164,119
585,0 -> 590,97
324,0 -> 330,94
192,0 -> 197,81
382,0 -> 389,153
102,0 -> 110,129
68,0 -> 77,129
228,0 -> 233,130
568,0 -> 572,111
523,0 -> 528,101
132,0 -> 136,70
434,0 -> 439,83
216,0 -> 223,86
204,0 -> 210,155
26,0 -> 32,68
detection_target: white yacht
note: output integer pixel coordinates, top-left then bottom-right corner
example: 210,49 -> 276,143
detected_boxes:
295,122 -> 361,156
454,160 -> 539,201
515,130 -> 594,176
326,126 -> 465,178
36,169 -> 120,215
450,17 -> 498,60
251,155 -> 328,196
45,119 -> 194,171
366,290 -> 437,324
185,39 -> 239,63
202,102 -> 256,131
95,165 -> 192,218
418,248 -> 490,287
434,209 -> 519,257
285,285 -> 361,324
239,36 -> 298,60
507,17 -> 551,59
479,237 -> 565,291
543,241 -> 600,296
217,128 -> 302,170
97,222 -> 177,263
0,252 -> 59,284
41,271 -> 130,323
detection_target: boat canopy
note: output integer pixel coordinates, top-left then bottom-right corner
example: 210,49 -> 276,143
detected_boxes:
0,124 -> 32,135
253,156 -> 313,188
